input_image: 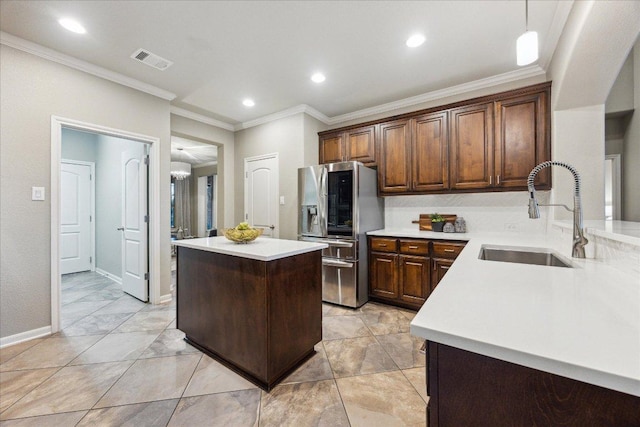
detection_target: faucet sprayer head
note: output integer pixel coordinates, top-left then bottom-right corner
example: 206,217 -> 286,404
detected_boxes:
528,196 -> 540,219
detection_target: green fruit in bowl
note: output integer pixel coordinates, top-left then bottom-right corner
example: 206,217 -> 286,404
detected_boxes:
237,222 -> 250,230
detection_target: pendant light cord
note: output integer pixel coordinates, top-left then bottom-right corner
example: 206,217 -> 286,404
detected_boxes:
525,0 -> 529,31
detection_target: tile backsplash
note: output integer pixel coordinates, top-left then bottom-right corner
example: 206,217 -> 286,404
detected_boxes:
384,191 -> 552,233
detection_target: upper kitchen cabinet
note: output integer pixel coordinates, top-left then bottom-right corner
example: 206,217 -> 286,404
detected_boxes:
319,125 -> 376,166
494,89 -> 551,189
319,132 -> 344,164
412,111 -> 449,192
378,119 -> 411,193
318,82 -> 551,195
449,103 -> 494,190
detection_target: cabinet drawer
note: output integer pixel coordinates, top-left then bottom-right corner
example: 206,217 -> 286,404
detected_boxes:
432,242 -> 465,259
399,239 -> 429,255
370,237 -> 397,252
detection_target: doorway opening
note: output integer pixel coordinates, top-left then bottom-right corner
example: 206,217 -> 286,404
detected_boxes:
51,116 -> 161,334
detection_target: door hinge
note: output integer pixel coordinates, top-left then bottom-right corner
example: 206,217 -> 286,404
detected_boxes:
90,256 -> 92,264
144,215 -> 149,223
245,213 -> 248,220
144,156 -> 149,165
89,215 -> 92,222
245,171 -> 248,178
90,174 -> 92,181
144,272 -> 149,280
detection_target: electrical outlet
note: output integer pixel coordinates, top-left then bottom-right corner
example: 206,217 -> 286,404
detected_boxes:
504,223 -> 520,231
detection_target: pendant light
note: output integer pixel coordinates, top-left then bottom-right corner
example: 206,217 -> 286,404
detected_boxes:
170,148 -> 191,180
517,0 -> 538,66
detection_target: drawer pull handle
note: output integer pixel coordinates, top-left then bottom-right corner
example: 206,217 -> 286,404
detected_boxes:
379,244 -> 387,247
441,266 -> 450,270
444,249 -> 455,253
408,245 -> 419,249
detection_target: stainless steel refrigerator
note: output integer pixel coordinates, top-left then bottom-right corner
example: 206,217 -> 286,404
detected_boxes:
298,161 -> 384,308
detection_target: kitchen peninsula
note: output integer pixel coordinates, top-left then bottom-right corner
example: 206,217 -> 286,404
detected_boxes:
172,236 -> 327,390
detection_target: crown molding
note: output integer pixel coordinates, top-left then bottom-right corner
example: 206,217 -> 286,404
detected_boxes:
235,104 -> 331,131
0,31 -> 176,101
170,106 -> 235,131
326,66 -> 546,125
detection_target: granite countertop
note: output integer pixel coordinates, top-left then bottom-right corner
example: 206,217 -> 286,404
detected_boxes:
367,228 -> 640,397
172,236 -> 328,261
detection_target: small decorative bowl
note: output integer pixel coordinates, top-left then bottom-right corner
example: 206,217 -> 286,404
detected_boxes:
223,227 -> 263,243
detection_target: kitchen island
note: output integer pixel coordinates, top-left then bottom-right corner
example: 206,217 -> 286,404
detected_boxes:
172,236 -> 327,390
369,228 -> 640,426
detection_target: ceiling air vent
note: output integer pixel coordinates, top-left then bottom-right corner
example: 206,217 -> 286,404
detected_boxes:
130,48 -> 173,71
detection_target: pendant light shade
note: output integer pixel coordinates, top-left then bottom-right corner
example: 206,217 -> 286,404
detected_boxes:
517,0 -> 538,66
517,30 -> 538,66
170,161 -> 191,180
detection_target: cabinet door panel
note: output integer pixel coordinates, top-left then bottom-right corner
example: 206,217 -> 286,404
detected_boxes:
412,112 -> 449,191
379,120 -> 411,193
495,91 -> 550,188
320,133 -> 344,164
346,126 -> 376,165
370,252 -> 398,299
450,103 -> 494,190
400,255 -> 430,306
431,258 -> 453,294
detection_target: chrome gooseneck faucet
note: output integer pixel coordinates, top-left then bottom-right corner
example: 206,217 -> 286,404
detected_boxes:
527,161 -> 588,258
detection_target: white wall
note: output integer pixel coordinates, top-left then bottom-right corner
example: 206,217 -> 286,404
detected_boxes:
606,51 -> 634,114
170,114 -> 235,229
624,40 -> 640,220
61,128 -> 98,162
234,113 -> 304,240
0,45 -> 171,339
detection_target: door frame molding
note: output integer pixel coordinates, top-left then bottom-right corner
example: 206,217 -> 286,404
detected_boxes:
51,116 -> 161,333
244,152 -> 279,238
605,153 -> 622,220
60,159 -> 96,274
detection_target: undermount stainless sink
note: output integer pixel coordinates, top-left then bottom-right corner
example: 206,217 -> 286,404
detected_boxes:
478,245 -> 573,268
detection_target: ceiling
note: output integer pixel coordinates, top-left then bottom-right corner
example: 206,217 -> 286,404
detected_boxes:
0,1 -> 570,127
171,136 -> 217,165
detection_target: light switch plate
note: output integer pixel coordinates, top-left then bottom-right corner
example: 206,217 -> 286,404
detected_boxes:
32,187 -> 45,201
280,196 -> 285,205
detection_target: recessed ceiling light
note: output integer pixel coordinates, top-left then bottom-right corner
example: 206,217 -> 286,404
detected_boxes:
311,73 -> 326,83
58,17 -> 86,34
406,34 -> 425,48
243,99 -> 255,107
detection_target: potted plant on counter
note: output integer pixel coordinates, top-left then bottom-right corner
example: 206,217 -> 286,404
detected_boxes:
431,213 -> 446,232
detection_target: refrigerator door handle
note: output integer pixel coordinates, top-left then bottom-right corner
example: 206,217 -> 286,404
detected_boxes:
322,259 -> 354,268
321,167 -> 328,197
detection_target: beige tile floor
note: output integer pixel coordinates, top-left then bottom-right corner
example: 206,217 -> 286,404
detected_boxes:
0,271 -> 427,426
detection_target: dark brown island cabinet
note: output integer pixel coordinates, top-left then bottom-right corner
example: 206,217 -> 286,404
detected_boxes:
173,237 -> 325,391
426,342 -> 640,427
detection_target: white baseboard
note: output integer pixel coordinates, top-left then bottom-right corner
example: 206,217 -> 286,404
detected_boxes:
95,268 -> 122,285
0,326 -> 52,349
159,293 -> 173,304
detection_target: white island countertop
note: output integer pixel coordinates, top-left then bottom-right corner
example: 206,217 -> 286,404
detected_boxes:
368,228 -> 640,397
172,236 -> 328,261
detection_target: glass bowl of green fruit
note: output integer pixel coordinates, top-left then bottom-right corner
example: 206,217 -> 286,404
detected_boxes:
223,222 -> 263,243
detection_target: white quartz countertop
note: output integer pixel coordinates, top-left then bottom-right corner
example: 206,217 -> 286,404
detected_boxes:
368,228 -> 640,397
172,236 -> 328,261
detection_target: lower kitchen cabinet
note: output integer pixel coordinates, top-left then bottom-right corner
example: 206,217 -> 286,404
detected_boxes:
369,237 -> 465,310
370,252 -> 399,300
427,341 -> 640,427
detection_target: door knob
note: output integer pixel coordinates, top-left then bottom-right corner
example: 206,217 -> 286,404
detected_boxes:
269,225 -> 275,230
117,227 -> 124,231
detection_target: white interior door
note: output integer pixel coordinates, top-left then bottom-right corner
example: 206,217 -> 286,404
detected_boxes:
121,147 -> 148,301
60,161 -> 93,274
245,154 -> 279,238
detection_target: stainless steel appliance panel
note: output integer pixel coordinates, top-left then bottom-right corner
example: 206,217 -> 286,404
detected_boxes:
298,165 -> 326,238
300,237 -> 357,260
322,258 -> 357,307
